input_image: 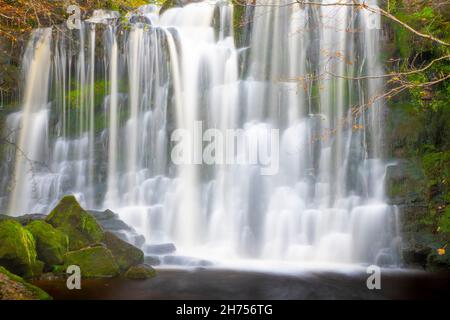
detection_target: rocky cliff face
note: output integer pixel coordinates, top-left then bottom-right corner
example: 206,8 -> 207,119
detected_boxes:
382,0 -> 450,270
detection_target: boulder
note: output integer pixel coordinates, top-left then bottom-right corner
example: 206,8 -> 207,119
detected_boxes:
88,209 -> 145,248
62,246 -> 120,278
46,195 -> 104,250
0,266 -> 51,300
161,255 -> 213,267
16,214 -> 46,226
144,243 -> 176,255
102,231 -> 144,271
124,264 -> 156,280
144,256 -> 161,266
0,219 -> 42,277
88,209 -> 131,231
26,220 -> 69,267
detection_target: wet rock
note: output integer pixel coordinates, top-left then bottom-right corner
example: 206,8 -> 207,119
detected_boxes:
0,266 -> 51,300
88,209 -> 145,248
15,214 -> 46,226
46,196 -> 104,251
144,256 -> 161,266
125,264 -> 156,280
62,246 -> 120,278
144,243 -> 176,255
0,219 -> 42,277
161,255 -> 213,267
25,220 -> 69,267
89,209 -> 131,231
385,161 -> 426,205
103,231 -> 144,271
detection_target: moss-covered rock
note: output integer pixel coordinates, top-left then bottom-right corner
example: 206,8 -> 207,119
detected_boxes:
103,231 -> 144,271
0,220 -> 42,277
62,246 -> 120,278
26,220 -> 69,267
124,264 -> 156,280
0,266 -> 51,300
46,195 -> 104,250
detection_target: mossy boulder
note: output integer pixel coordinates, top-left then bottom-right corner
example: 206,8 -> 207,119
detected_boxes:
46,195 -> 104,250
103,231 -> 144,271
25,221 -> 69,267
0,220 -> 42,277
0,266 -> 51,300
62,247 -> 120,278
124,264 -> 156,280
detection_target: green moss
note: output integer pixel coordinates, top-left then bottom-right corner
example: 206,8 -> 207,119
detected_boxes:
106,0 -> 151,11
25,221 -> 69,267
103,231 -> 144,271
0,220 -> 41,278
62,246 -> 120,278
0,266 -> 52,300
46,195 -> 104,251
124,264 -> 156,280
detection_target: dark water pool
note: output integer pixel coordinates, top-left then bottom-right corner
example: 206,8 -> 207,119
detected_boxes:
32,268 -> 450,300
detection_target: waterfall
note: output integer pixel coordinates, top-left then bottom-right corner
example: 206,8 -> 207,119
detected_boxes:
1,1 -> 400,266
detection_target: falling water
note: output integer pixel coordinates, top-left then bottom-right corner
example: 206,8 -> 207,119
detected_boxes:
1,0 -> 400,266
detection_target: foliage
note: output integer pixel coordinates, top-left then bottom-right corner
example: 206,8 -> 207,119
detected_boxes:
385,0 -> 450,269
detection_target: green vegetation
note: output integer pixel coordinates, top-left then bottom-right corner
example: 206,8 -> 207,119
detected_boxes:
0,220 -> 42,277
61,246 -> 120,278
26,220 -> 69,267
0,266 -> 52,300
1,195 -> 148,297
46,195 -> 104,250
232,0 -> 247,47
125,263 -> 156,279
103,231 -> 144,271
385,0 -> 450,269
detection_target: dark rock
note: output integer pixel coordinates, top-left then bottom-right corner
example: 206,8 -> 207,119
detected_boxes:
402,246 -> 431,268
161,255 -> 213,267
103,231 -> 144,271
88,209 -> 145,248
124,264 -> 156,280
88,209 -> 118,221
133,234 -> 146,248
129,16 -> 152,25
144,256 -> 161,266
15,214 -> 46,226
144,243 -> 176,255
385,161 -> 426,205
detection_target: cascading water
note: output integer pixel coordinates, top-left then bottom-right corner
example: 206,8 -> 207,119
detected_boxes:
0,0 -> 400,266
